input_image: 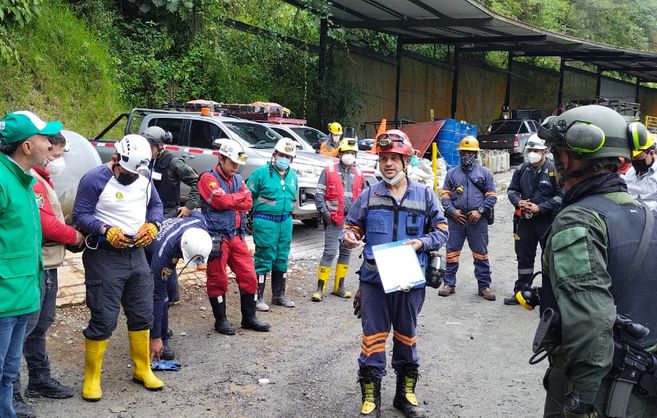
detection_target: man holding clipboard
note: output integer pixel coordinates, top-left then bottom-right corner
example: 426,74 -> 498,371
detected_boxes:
341,129 -> 448,418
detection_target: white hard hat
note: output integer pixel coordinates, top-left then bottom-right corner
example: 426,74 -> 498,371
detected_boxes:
216,138 -> 248,165
274,137 -> 297,158
180,228 -> 213,270
526,134 -> 547,150
115,134 -> 151,175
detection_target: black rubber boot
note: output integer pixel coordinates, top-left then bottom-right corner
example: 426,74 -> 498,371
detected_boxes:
240,293 -> 271,332
358,367 -> 381,417
393,365 -> 425,418
271,271 -> 295,308
256,273 -> 269,312
209,296 -> 235,335
13,392 -> 36,418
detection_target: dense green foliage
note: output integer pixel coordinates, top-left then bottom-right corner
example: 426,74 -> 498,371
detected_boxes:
0,1 -> 124,136
2,0 -> 657,134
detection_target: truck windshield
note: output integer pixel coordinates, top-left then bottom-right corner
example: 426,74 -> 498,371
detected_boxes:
487,120 -> 521,135
223,121 -> 281,149
290,127 -> 326,149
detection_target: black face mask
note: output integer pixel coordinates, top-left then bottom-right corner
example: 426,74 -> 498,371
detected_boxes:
632,158 -> 653,174
113,163 -> 139,185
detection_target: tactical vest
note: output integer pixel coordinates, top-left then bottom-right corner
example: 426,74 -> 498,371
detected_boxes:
359,182 -> 431,286
541,193 -> 657,348
31,169 -> 66,269
325,163 -> 364,225
153,151 -> 180,211
200,169 -> 245,239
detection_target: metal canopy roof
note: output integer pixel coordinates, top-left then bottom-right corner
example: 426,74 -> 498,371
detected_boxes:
283,0 -> 657,82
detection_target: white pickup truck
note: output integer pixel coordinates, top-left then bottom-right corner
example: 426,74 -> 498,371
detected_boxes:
93,108 -> 329,225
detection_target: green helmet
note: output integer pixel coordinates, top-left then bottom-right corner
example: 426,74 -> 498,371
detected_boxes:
538,105 -> 648,160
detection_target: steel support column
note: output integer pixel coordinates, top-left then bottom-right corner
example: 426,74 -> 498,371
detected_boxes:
636,78 -> 641,104
450,46 -> 460,119
557,58 -> 566,110
595,67 -> 602,98
318,18 -> 328,128
503,52 -> 513,118
394,37 -> 403,124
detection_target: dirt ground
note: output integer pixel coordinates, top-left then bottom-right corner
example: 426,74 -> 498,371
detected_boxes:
27,171 -> 549,417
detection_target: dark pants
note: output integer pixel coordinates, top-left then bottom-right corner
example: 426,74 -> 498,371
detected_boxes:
82,247 -> 154,340
445,218 -> 491,290
513,216 -> 551,292
543,366 -> 657,417
358,281 -> 425,380
152,272 -> 170,341
13,269 -> 58,394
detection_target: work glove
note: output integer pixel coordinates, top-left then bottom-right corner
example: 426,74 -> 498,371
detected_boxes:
322,212 -> 332,225
353,287 -> 362,319
134,223 -> 158,247
105,227 -> 132,249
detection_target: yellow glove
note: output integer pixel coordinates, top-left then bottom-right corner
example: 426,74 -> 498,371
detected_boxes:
133,223 -> 158,247
105,227 -> 132,249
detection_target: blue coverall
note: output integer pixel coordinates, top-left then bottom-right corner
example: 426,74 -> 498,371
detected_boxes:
341,179 -> 448,379
441,164 -> 497,291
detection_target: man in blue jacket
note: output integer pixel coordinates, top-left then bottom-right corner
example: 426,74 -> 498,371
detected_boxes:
439,136 -> 497,301
145,212 -> 212,361
342,130 -> 448,418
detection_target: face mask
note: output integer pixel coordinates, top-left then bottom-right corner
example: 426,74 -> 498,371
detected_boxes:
274,157 -> 290,171
527,152 -> 542,165
381,170 -> 405,186
113,163 -> 139,185
340,154 -> 355,166
632,158 -> 652,173
331,134 -> 341,143
45,157 -> 66,176
460,154 -> 477,169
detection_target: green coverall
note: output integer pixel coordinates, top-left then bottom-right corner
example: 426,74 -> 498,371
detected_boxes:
246,162 -> 298,274
541,191 -> 657,417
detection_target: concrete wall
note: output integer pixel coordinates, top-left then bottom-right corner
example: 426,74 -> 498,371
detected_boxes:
334,48 -> 657,136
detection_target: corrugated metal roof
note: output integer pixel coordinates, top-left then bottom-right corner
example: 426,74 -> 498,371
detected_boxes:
284,0 -> 657,82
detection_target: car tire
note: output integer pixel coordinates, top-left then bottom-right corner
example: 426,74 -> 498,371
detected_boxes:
301,218 -> 319,228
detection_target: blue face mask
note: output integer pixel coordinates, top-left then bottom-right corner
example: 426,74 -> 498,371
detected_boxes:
274,156 -> 290,170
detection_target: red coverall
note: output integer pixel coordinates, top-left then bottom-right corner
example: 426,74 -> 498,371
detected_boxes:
32,166 -> 78,245
198,169 -> 258,298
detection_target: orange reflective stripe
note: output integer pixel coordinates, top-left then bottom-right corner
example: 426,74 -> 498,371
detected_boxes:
393,331 -> 417,346
362,331 -> 388,344
436,223 -> 448,231
446,251 -> 461,263
485,192 -> 497,197
360,342 -> 386,356
473,252 -> 489,261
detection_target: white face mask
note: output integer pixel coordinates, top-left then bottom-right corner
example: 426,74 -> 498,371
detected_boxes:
331,134 -> 341,143
527,151 -> 542,165
45,157 -> 66,176
381,170 -> 405,186
341,154 -> 356,166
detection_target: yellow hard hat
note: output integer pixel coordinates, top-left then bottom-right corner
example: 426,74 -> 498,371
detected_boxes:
457,136 -> 481,152
338,137 -> 358,153
328,122 -> 343,135
633,133 -> 654,157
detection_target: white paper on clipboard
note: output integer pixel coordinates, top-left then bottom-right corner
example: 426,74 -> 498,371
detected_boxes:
372,240 -> 426,293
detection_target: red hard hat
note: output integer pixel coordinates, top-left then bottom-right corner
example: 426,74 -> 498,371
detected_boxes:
375,129 -> 414,156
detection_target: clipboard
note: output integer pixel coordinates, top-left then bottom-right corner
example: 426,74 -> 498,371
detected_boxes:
371,240 -> 426,293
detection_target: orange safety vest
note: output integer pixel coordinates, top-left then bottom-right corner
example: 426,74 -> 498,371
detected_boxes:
325,162 -> 364,225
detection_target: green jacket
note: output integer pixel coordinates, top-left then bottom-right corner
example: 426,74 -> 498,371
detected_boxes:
542,192 -> 633,402
246,162 -> 298,215
0,153 -> 42,318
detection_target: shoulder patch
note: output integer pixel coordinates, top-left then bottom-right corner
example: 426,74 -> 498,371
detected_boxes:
116,191 -> 123,200
35,193 -> 44,208
551,226 -> 591,281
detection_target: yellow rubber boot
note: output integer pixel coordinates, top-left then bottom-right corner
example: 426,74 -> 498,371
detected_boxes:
312,266 -> 331,302
82,338 -> 108,402
128,330 -> 164,391
332,263 -> 352,298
